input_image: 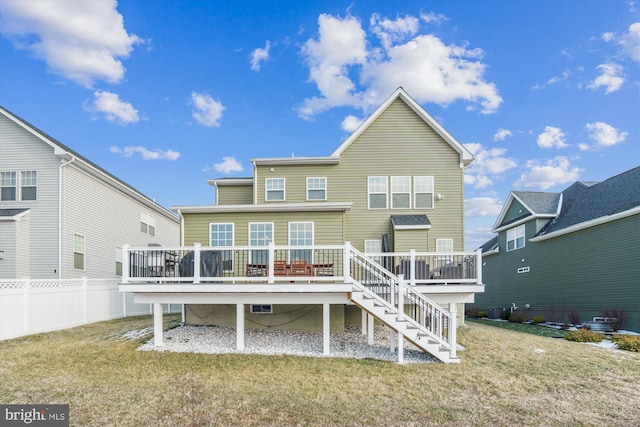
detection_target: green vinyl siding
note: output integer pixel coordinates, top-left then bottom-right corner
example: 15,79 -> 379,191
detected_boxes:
476,214 -> 640,332
499,199 -> 530,227
217,185 -> 253,205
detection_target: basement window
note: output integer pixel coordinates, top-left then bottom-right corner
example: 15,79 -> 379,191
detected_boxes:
251,304 -> 272,314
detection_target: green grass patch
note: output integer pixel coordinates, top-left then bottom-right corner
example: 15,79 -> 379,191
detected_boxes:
466,317 -> 568,338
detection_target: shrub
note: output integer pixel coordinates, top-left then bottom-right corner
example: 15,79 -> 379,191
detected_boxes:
508,310 -> 527,323
532,316 -> 545,324
599,308 -> 629,332
567,308 -> 581,326
611,335 -> 640,352
565,329 -> 605,343
465,306 -> 479,318
477,310 -> 487,318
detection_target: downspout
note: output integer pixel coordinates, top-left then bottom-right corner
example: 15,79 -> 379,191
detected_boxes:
58,155 -> 76,279
177,208 -> 185,323
252,160 -> 257,204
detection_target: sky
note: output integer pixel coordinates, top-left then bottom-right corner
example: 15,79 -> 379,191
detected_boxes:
0,0 -> 638,251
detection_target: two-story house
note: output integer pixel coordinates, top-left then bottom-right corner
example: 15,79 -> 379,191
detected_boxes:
121,88 -> 484,363
476,166 -> 640,332
0,106 -> 180,280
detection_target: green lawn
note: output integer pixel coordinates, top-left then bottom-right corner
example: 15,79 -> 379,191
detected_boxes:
1,315 -> 639,426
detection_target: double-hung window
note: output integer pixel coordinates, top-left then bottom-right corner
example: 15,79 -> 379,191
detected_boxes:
368,176 -> 388,209
506,224 -> 525,251
73,234 -> 85,270
391,176 -> 411,209
414,176 -> 434,209
289,222 -> 313,263
115,247 -> 123,276
1,171 -> 17,201
210,223 -> 234,271
306,177 -> 326,200
140,213 -> 156,236
20,171 -> 37,201
249,223 -> 273,264
436,238 -> 454,268
265,178 -> 285,201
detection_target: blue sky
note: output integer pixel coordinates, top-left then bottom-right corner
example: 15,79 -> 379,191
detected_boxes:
1,0 -> 638,250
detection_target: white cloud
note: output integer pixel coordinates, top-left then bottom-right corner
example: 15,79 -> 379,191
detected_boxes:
587,63 -> 624,94
602,32 -> 615,42
537,126 -> 568,149
464,197 -> 503,217
585,121 -> 628,148
298,13 -> 502,119
420,12 -> 449,25
212,157 -> 243,173
620,22 -> 640,61
250,40 -> 271,71
110,146 -> 180,160
0,0 -> 140,87
578,143 -> 590,151
514,157 -> 582,190
493,128 -> 512,141
341,115 -> 363,132
87,91 -> 139,125
463,143 -> 517,189
190,92 -> 225,127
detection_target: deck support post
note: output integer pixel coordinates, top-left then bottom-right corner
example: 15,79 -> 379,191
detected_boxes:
236,303 -> 245,351
449,303 -> 457,360
390,330 -> 395,353
367,313 -> 374,345
397,329 -> 404,364
153,302 -> 163,346
361,309 -> 366,335
323,303 -> 330,355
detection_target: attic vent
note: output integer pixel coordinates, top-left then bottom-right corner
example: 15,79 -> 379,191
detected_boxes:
517,266 -> 530,274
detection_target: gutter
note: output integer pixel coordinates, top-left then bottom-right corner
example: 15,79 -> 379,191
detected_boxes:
58,155 -> 76,279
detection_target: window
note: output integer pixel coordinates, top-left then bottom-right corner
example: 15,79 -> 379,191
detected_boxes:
289,222 -> 313,262
365,239 -> 382,264
20,171 -> 37,201
73,234 -> 85,270
391,176 -> 411,209
115,247 -> 123,276
506,224 -> 525,251
1,171 -> 17,201
140,213 -> 156,236
265,178 -> 285,201
249,223 -> 273,264
368,176 -> 388,209
436,238 -> 453,267
251,304 -> 272,314
307,177 -> 327,200
414,176 -> 434,209
210,223 -> 234,271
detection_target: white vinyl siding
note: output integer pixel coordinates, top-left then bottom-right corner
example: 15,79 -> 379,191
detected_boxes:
249,222 -> 273,263
210,223 -> 234,271
289,222 -> 313,262
368,176 -> 388,209
507,224 -> 525,251
0,171 -> 17,201
73,234 -> 85,270
265,178 -> 285,201
391,176 -> 411,209
414,176 -> 434,209
306,177 -> 327,200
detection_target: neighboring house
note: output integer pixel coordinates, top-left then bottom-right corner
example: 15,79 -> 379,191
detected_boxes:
121,88 -> 484,363
0,106 -> 180,280
475,166 -> 640,332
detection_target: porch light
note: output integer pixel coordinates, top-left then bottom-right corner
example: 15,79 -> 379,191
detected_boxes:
0,250 -> 4,260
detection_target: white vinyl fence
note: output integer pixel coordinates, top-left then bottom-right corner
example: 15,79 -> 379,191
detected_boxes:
0,278 -> 181,341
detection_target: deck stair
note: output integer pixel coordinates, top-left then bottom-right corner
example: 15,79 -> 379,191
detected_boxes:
348,248 -> 459,363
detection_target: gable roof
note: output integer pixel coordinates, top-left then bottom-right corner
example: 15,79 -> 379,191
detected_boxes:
248,87 -> 474,169
531,166 -> 640,241
0,208 -> 30,221
493,191 -> 561,231
0,106 -> 179,223
390,215 -> 432,230
331,87 -> 474,167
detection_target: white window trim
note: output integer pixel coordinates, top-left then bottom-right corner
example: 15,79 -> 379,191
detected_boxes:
391,176 -> 411,209
506,224 -> 526,251
20,170 -> 37,201
248,222 -> 274,264
73,233 -> 85,271
367,176 -> 388,209
265,178 -> 285,201
306,177 -> 327,201
250,304 -> 273,314
288,222 -> 314,262
0,171 -> 17,202
414,176 -> 434,209
210,223 -> 235,272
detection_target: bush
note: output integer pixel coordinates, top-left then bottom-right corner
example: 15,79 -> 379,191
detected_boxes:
465,306 -> 479,318
508,310 -> 527,323
599,308 -> 629,332
477,310 -> 487,318
611,335 -> 640,352
565,329 -> 605,343
532,316 -> 545,324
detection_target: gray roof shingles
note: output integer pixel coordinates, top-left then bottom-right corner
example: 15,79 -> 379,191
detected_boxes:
390,215 -> 431,227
